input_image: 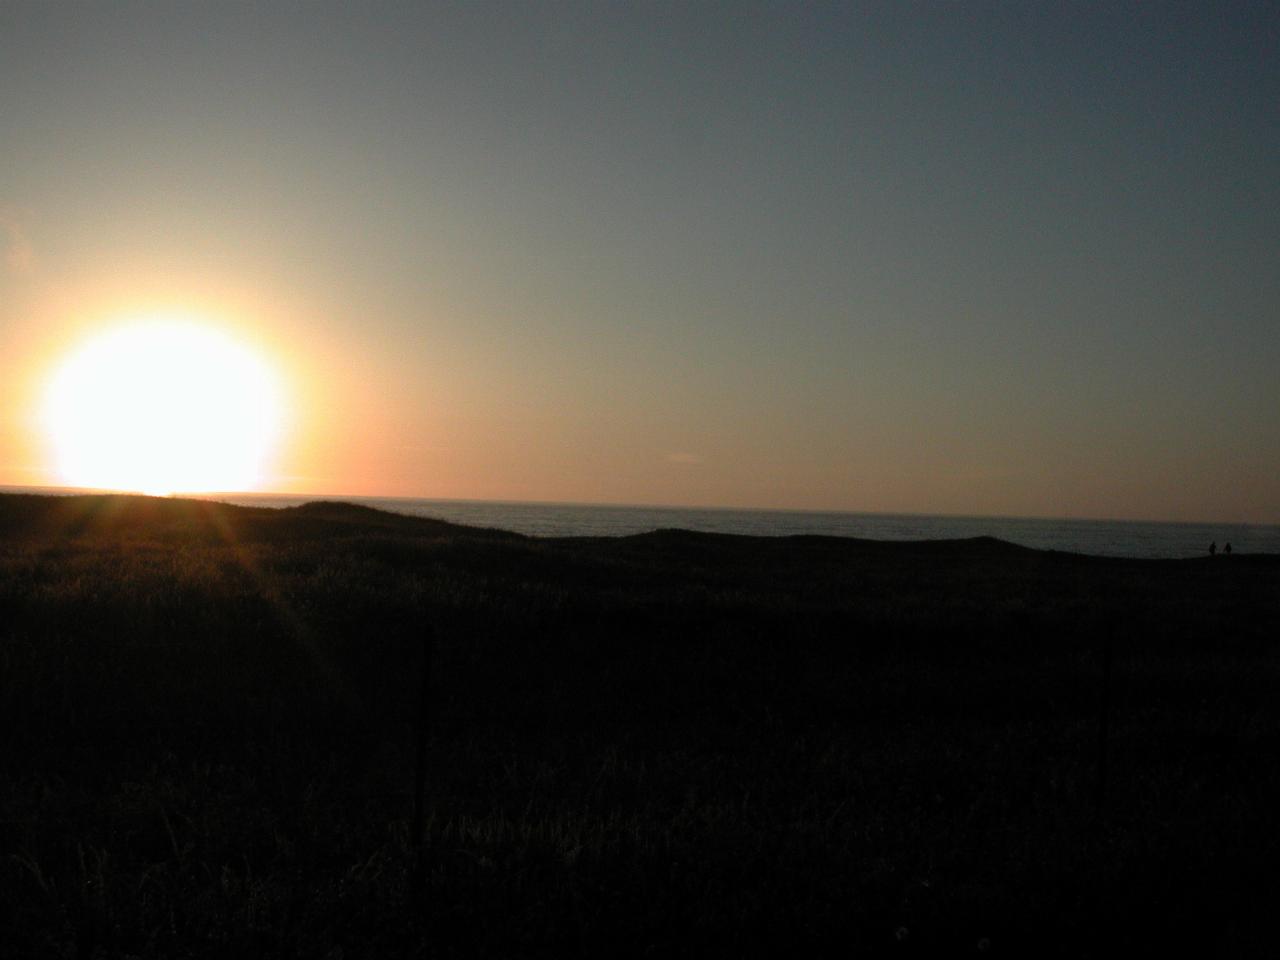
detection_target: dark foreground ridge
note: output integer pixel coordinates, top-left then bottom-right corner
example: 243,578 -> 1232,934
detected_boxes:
3,493 -> 1279,957
0,492 -> 1044,553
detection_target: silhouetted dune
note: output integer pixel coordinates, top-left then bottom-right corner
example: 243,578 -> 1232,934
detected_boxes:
1,493 -> 1018,551
620,527 -> 1034,553
277,498 -> 524,540
0,493 -> 510,543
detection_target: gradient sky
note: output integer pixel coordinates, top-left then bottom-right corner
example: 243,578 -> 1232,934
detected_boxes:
2,2 -> 1277,521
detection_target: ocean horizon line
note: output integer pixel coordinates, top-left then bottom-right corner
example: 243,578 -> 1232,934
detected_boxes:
2,483 -> 1277,531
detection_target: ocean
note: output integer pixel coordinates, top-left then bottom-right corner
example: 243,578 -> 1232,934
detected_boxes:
210,494 -> 1280,560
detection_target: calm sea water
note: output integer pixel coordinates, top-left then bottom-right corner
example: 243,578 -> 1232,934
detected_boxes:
215,494 -> 1280,560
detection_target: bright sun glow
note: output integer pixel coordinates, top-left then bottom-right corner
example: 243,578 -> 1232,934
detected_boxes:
42,318 -> 283,495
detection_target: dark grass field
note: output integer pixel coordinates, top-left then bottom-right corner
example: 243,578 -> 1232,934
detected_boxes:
2,493 -> 1279,957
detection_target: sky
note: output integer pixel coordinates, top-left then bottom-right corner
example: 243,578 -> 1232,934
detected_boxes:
1,1 -> 1277,522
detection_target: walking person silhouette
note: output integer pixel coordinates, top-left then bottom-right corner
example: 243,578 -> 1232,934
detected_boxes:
1209,541 -> 1217,556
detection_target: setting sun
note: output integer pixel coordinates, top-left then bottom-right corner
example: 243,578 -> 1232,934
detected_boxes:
42,318 -> 284,495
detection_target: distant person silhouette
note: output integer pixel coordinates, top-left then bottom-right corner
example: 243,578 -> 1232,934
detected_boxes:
1209,541 -> 1217,556
1224,542 -> 1233,556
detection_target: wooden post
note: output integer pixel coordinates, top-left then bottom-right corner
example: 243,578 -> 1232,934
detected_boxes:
412,623 -> 433,887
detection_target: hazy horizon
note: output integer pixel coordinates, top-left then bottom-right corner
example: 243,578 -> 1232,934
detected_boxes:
3,3 -> 1277,524
6,482 -> 1279,531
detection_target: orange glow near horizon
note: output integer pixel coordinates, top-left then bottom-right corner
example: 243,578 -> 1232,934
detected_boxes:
41,316 -> 285,496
